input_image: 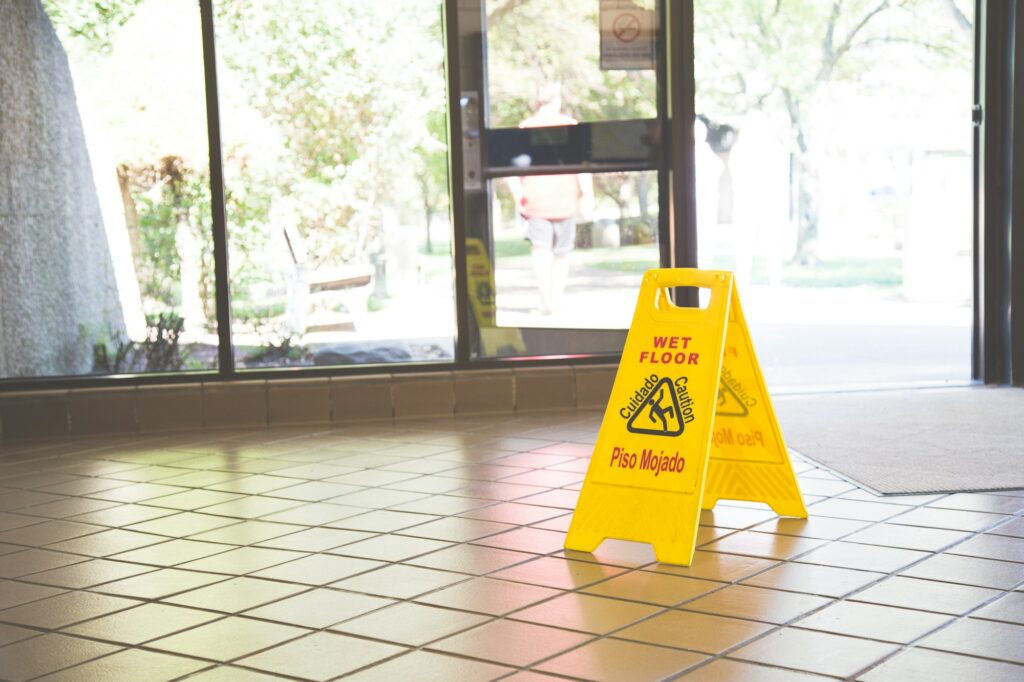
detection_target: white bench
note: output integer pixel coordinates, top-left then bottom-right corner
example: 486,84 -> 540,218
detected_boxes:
282,225 -> 375,333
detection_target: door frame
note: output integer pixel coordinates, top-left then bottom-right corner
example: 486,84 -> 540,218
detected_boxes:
443,0 -> 696,362
975,0 -> 1024,385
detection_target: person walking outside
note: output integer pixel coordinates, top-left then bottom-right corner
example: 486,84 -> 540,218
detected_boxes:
507,83 -> 594,315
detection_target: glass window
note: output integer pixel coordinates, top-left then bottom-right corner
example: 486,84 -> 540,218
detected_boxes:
694,0 -> 974,387
464,1 -> 663,361
214,1 -> 455,369
485,0 -> 658,128
1,0 -> 216,378
492,170 -> 659,333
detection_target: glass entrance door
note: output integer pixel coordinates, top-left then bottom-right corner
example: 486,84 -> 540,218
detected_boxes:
452,0 -> 665,359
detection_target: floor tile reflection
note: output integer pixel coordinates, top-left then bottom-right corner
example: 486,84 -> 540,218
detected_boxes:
0,411 -> 1021,680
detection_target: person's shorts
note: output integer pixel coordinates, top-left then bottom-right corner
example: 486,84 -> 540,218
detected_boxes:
525,217 -> 575,256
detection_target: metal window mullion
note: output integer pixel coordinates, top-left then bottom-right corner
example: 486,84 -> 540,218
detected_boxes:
972,0 -> 982,381
1011,0 -> 1024,386
444,0 -> 472,366
666,0 -> 698,306
656,0 -> 671,271
979,0 -> 1003,383
199,0 -> 235,376
485,161 -> 658,179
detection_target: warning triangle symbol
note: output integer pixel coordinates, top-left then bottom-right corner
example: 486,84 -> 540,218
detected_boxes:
626,377 -> 685,436
716,380 -> 749,417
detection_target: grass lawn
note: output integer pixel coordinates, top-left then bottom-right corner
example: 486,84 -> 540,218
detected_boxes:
419,237 -> 902,289
593,254 -> 903,288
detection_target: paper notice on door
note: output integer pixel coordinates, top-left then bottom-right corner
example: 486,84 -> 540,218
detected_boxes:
600,0 -> 656,71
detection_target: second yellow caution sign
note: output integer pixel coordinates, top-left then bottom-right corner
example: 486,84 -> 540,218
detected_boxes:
565,269 -> 806,566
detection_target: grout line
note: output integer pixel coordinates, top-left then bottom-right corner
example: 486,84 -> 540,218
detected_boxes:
0,426 -> 1021,680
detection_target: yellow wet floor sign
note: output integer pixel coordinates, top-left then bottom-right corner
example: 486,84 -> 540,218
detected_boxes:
465,238 -> 525,356
565,269 -> 806,565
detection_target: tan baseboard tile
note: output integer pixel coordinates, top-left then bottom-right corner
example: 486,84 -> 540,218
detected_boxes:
138,385 -> 203,434
515,366 -> 576,411
202,380 -> 268,428
269,378 -> 331,426
454,370 -> 515,415
393,372 -> 454,419
331,374 -> 394,423
0,389 -> 70,440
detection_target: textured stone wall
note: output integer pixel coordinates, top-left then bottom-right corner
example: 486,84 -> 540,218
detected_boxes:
0,0 -> 126,377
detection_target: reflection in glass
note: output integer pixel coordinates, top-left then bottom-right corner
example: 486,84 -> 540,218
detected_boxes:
485,0 -> 658,128
476,0 -> 662,359
494,171 -> 659,331
214,1 -> 455,368
1,0 -> 216,378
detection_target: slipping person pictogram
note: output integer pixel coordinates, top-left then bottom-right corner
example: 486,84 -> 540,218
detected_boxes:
716,380 -> 750,417
626,377 -> 685,436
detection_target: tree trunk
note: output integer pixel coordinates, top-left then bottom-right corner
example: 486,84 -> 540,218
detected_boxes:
419,172 -> 433,254
784,91 -> 820,265
792,145 -> 821,265
636,173 -> 649,221
164,157 -> 205,336
117,165 -> 144,271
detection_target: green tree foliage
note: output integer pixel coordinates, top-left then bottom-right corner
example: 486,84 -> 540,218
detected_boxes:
485,0 -> 659,229
486,0 -> 657,127
45,0 -> 216,340
215,0 -> 449,271
694,0 -> 973,262
415,108 -> 451,253
42,0 -> 145,52
44,0 -> 452,342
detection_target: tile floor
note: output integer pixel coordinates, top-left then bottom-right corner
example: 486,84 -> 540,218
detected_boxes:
0,410 -> 1021,681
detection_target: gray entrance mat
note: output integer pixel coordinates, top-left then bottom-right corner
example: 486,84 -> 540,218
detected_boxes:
773,386 -> 1024,495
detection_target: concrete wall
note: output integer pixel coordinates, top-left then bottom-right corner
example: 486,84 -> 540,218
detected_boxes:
0,0 -> 126,378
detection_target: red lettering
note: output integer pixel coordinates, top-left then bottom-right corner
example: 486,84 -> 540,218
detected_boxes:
611,446 -> 638,469
635,346 -> 700,365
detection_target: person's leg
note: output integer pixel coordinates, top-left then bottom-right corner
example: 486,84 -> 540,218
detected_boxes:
532,248 -> 554,313
550,217 -> 575,311
527,218 -> 556,313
